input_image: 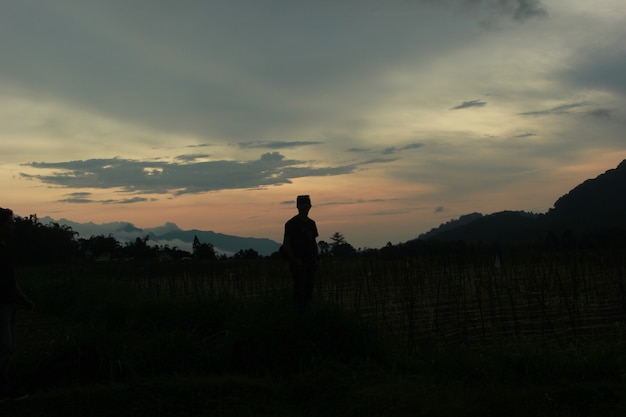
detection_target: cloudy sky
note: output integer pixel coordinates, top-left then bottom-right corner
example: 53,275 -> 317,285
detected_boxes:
1,0 -> 625,248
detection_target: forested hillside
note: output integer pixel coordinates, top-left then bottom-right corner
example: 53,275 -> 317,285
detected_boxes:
419,159 -> 626,245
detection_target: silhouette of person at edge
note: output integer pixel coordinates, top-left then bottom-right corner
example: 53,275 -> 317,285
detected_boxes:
1,208 -> 34,402
282,195 -> 319,310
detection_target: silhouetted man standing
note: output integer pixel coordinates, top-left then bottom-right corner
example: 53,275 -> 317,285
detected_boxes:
283,195 -> 319,310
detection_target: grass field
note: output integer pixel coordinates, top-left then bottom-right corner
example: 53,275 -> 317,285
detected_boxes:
3,247 -> 626,416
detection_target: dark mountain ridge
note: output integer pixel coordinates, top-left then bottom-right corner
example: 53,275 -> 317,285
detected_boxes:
418,159 -> 626,245
546,159 -> 626,231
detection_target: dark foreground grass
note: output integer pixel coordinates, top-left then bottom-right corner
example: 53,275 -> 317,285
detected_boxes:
3,272 -> 626,416
5,368 -> 625,417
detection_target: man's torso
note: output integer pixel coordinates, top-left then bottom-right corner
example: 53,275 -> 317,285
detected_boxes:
285,216 -> 318,260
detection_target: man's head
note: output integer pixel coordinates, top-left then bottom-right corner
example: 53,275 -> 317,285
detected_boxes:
296,195 -> 312,215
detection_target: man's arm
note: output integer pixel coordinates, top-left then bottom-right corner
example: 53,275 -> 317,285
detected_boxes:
282,227 -> 299,264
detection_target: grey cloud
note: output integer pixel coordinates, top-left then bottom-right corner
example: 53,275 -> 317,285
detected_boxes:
239,141 -> 323,149
518,102 -> 588,117
588,108 -> 614,119
434,206 -> 445,213
451,100 -> 487,110
363,157 -> 400,164
383,143 -> 425,154
59,192 -> 95,204
319,198 -> 391,207
20,152 -> 384,199
564,50 -> 626,96
371,208 -> 416,216
280,165 -> 357,179
427,0 -> 547,22
514,132 -> 537,138
0,1 -> 496,143
401,143 -> 424,150
68,192 -> 92,198
347,147 -> 371,152
58,192 -> 154,205
259,152 -> 285,162
510,0 -> 548,21
186,143 -> 214,148
175,153 -> 211,162
103,197 -> 154,205
58,198 -> 93,204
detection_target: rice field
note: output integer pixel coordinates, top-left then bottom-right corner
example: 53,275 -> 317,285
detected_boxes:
70,245 -> 626,355
10,246 -> 626,416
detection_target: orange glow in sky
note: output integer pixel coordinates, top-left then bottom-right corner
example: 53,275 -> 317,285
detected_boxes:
1,0 -> 625,249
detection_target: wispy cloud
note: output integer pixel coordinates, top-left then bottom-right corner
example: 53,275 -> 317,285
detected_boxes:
59,192 -> 95,204
514,132 -> 537,138
186,143 -> 214,148
362,157 -> 400,165
371,208 -> 416,216
319,198 -> 394,207
509,0 -> 549,21
380,143 -> 425,155
401,143 -> 425,151
423,0 -> 548,21
518,102 -> 588,117
175,153 -> 211,162
59,192 -> 157,204
588,108 -> 614,119
451,99 -> 487,110
103,197 -> 154,205
58,192 -> 155,205
239,141 -> 324,149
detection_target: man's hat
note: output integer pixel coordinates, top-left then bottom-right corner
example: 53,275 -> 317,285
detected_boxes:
296,195 -> 311,206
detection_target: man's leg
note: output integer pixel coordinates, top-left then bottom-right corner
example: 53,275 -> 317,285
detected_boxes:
303,265 -> 316,307
291,263 -> 307,310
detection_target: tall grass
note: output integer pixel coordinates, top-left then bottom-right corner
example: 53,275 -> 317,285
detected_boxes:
314,248 -> 626,354
11,249 -> 626,416
18,270 -> 389,387
21,245 -> 626,356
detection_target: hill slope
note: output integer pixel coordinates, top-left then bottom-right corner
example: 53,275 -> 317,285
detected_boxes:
419,159 -> 626,244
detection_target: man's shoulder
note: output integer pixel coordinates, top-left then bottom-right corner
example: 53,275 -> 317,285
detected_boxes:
285,215 -> 316,227
285,215 -> 300,226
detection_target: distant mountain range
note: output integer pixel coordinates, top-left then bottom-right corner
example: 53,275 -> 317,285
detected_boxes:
39,218 -> 281,256
417,159 -> 626,244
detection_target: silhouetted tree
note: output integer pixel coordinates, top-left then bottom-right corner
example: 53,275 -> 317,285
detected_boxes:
79,234 -> 121,260
330,232 -> 346,246
329,232 -> 356,257
318,240 -> 330,256
120,235 -> 159,260
233,248 -> 260,260
11,214 -> 79,264
193,235 -> 217,260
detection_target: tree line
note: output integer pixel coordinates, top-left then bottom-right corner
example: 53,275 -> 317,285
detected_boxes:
14,213 -> 600,268
8,215 -> 366,266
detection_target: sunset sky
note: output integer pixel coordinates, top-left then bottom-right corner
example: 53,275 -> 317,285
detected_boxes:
1,0 -> 625,249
